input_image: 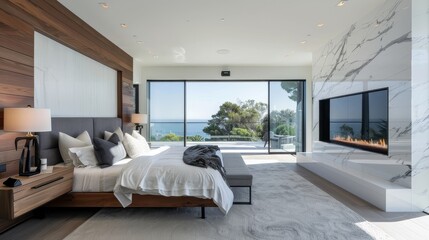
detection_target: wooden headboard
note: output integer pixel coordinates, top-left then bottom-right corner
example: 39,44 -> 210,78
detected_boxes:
38,117 -> 122,166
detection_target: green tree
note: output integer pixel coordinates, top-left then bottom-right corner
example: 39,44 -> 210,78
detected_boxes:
230,128 -> 255,137
203,100 -> 267,137
270,109 -> 296,127
160,133 -> 182,141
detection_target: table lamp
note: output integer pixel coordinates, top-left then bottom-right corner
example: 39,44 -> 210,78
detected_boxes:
131,113 -> 147,135
3,106 -> 51,176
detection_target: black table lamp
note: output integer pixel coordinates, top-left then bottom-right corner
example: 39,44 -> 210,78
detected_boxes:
131,113 -> 147,135
4,106 -> 51,176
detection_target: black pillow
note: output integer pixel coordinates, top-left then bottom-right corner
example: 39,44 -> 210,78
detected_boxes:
93,133 -> 122,168
108,132 -> 121,144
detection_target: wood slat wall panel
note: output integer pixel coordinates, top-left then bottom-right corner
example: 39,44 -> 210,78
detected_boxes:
0,46 -> 33,66
0,58 -> 33,77
0,36 -> 33,57
0,70 -> 33,97
0,8 -> 34,38
0,149 -> 22,163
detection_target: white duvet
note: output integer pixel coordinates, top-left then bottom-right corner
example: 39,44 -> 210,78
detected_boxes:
113,146 -> 234,214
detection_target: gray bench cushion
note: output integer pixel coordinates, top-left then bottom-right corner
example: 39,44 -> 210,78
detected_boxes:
223,153 -> 253,186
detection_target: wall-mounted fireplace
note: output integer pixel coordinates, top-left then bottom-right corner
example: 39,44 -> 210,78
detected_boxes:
319,88 -> 388,155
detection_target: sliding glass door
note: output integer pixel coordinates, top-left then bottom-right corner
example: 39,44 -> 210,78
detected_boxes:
148,81 -> 184,146
148,80 -> 305,153
269,81 -> 305,153
186,81 -> 268,153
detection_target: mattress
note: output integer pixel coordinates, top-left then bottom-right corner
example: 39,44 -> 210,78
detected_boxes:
72,158 -> 132,192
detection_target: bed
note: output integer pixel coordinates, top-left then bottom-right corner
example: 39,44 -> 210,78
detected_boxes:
38,117 -> 232,218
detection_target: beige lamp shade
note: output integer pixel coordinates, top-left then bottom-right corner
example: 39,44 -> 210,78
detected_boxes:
131,113 -> 148,124
4,108 -> 52,132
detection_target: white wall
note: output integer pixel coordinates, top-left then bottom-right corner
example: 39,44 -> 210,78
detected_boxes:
137,66 -> 312,150
34,32 -> 117,117
411,0 -> 429,211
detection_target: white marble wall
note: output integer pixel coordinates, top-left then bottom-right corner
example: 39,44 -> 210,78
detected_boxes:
411,0 -> 429,211
312,0 -> 412,188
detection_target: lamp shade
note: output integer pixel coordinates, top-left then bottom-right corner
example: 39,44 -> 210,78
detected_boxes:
131,113 -> 148,124
4,108 -> 51,132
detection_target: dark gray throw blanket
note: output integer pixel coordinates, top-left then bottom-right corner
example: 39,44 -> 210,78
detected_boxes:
183,145 -> 227,181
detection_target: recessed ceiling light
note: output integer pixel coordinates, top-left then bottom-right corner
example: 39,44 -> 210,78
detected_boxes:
220,18 -> 225,22
137,41 -> 143,44
120,23 -> 127,28
216,49 -> 230,55
99,2 -> 109,9
337,1 -> 346,7
317,23 -> 325,27
300,40 -> 307,44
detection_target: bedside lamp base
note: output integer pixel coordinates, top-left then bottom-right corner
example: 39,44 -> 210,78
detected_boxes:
15,136 -> 41,176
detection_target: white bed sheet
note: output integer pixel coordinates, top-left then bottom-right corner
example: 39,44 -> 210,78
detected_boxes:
114,146 -> 234,214
72,146 -> 171,192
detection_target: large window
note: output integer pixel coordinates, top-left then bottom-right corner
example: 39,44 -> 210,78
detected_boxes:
148,80 -> 305,153
148,81 -> 184,146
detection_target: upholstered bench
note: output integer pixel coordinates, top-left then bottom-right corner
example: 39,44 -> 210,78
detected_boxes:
223,153 -> 253,204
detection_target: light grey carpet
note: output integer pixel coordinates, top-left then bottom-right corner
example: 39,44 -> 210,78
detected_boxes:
65,163 -> 393,240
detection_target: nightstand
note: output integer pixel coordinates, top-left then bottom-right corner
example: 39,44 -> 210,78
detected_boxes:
0,166 -> 73,220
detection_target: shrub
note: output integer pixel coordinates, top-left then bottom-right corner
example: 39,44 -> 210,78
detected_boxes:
274,124 -> 295,136
160,133 -> 182,141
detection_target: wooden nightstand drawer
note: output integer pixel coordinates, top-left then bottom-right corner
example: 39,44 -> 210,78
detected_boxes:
0,167 -> 74,220
14,171 -> 73,201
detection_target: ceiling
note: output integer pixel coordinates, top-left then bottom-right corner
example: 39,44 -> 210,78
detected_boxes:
59,0 -> 386,67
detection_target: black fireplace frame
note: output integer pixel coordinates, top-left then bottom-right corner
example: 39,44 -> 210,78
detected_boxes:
319,88 -> 389,155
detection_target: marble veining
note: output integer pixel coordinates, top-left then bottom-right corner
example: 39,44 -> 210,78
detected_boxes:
312,0 -> 412,188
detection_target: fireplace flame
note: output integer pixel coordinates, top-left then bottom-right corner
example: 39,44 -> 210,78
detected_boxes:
333,136 -> 387,149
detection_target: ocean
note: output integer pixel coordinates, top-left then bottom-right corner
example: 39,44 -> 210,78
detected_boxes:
150,121 -> 210,139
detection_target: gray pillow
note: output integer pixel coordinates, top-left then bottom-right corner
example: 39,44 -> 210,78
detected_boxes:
93,133 -> 126,168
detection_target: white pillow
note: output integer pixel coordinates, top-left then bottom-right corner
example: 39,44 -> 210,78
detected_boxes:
59,131 -> 92,165
68,146 -> 98,167
123,131 -> 151,159
104,127 -> 124,142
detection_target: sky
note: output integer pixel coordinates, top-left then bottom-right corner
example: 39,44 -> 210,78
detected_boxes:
149,81 -> 299,121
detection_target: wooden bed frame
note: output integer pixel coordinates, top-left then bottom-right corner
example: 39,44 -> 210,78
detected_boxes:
47,192 -> 217,218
